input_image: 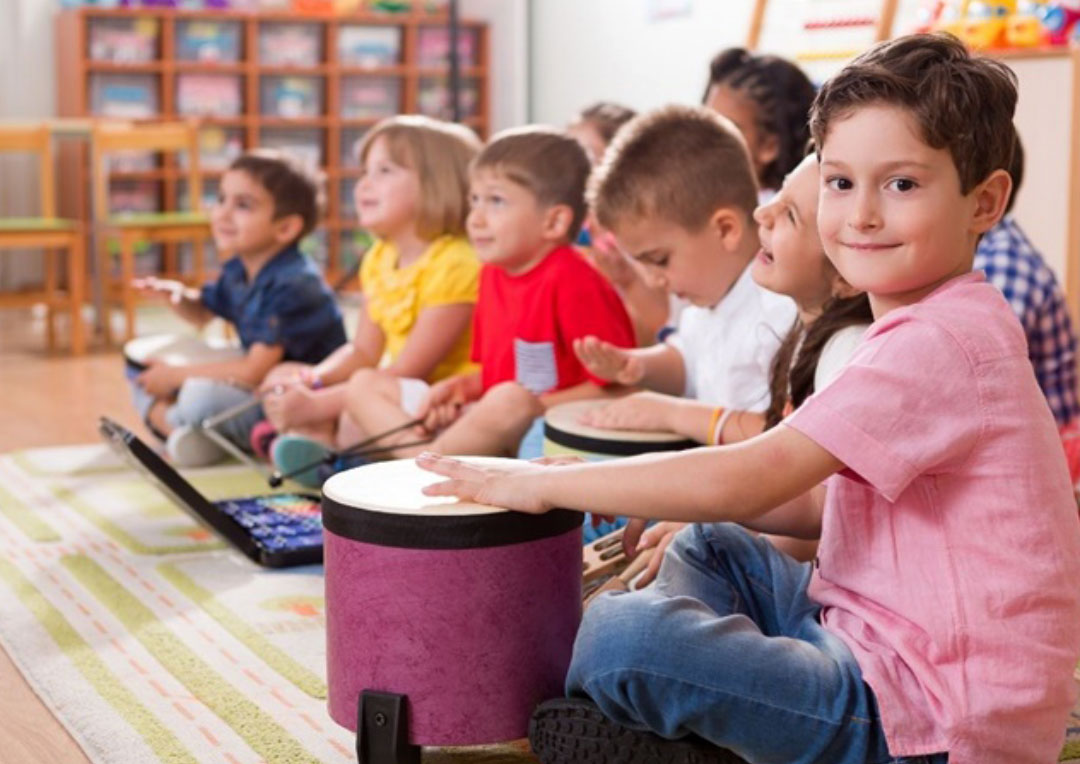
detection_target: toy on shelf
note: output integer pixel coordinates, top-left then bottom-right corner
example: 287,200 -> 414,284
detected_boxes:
177,74 -> 243,116
931,0 -> 1055,48
88,17 -> 158,61
259,127 -> 323,168
258,22 -> 322,66
90,73 -> 159,117
417,76 -> 477,120
417,26 -> 478,67
340,76 -> 400,118
175,20 -> 243,62
338,25 -> 401,67
260,76 -> 323,117
1038,0 -> 1080,44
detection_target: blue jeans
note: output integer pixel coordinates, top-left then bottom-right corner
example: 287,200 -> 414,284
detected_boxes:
126,376 -> 262,450
566,523 -> 948,764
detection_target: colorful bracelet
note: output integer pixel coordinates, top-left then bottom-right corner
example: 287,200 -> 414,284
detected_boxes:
708,407 -> 725,445
714,408 -> 735,445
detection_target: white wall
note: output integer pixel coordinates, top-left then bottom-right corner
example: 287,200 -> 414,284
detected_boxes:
528,0 -> 755,126
0,0 -> 59,290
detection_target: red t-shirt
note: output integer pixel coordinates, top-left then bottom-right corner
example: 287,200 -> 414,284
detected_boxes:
471,245 -> 635,394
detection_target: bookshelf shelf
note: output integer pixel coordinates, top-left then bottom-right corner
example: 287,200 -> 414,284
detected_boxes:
56,6 -> 490,284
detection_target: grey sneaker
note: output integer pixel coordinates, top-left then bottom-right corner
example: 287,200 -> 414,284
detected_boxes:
166,426 -> 227,468
528,698 -> 747,764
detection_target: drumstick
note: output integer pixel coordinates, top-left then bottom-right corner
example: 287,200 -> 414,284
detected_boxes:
584,547 -> 657,608
267,418 -> 426,488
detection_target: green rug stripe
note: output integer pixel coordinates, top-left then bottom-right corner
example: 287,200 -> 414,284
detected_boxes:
1062,738 -> 1080,761
157,563 -> 326,700
0,559 -> 197,764
11,450 -> 126,477
0,481 -> 61,542
48,483 -> 224,556
63,555 -> 322,764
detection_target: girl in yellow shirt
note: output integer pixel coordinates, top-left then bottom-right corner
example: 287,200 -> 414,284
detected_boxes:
259,116 -> 481,476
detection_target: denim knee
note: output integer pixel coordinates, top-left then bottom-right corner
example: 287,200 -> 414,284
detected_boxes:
566,590 -> 659,698
167,377 -> 225,429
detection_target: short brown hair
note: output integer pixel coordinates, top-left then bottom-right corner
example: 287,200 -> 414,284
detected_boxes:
810,33 -> 1017,194
357,115 -> 481,239
230,150 -> 323,244
472,126 -> 592,240
589,104 -> 759,233
575,102 -> 638,145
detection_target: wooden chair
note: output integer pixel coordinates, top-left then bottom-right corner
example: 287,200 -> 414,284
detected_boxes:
91,120 -> 210,344
0,124 -> 86,354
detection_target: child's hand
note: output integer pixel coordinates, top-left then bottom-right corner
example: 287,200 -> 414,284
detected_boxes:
263,384 -> 320,430
621,518 -> 687,589
135,361 -> 183,398
133,277 -> 184,304
415,378 -> 467,435
418,452 -> 553,514
585,245 -> 638,291
579,392 -> 675,433
574,336 -> 644,385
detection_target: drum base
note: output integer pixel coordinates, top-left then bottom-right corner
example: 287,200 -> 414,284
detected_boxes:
357,690 -> 420,764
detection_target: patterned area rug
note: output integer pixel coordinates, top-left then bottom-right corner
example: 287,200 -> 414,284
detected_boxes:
0,444 -> 536,764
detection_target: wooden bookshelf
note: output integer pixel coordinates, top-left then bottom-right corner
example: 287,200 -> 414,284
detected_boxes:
55,6 -> 490,286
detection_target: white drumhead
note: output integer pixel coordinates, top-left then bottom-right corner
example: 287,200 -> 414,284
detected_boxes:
544,399 -> 691,444
124,333 -> 242,366
322,457 -> 512,517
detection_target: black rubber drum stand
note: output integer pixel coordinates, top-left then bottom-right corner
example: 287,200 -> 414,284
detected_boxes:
357,690 -> 420,764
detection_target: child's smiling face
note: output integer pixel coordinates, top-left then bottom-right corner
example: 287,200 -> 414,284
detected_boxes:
211,169 -> 297,258
816,103 -> 1004,316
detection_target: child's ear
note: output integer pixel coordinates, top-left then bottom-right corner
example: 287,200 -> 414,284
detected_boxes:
272,214 -> 305,246
970,168 -> 1011,235
541,204 -> 575,241
708,207 -> 746,253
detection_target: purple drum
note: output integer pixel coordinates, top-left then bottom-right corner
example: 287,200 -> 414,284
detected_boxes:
321,458 -> 583,748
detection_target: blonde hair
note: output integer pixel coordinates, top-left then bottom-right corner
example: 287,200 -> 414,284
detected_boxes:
589,105 -> 759,233
356,115 -> 482,240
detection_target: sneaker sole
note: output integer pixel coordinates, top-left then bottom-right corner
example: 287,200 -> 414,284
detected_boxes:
528,698 -> 748,764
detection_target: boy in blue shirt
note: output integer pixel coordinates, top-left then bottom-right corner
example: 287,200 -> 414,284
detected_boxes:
132,150 -> 346,466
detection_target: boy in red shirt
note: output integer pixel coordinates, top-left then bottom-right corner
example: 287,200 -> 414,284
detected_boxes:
342,126 -> 635,459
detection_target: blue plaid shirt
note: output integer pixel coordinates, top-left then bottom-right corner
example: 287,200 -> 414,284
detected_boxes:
201,245 -> 347,365
974,216 -> 1079,425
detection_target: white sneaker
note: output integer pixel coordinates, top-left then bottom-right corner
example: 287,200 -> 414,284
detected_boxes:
166,426 -> 227,468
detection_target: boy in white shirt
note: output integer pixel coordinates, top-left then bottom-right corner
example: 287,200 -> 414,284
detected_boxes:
575,105 -> 796,444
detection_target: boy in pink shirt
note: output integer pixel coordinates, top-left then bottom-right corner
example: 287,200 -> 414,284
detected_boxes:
418,33 -> 1080,764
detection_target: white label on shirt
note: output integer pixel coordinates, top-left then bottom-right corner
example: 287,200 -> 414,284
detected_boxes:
514,339 -> 558,395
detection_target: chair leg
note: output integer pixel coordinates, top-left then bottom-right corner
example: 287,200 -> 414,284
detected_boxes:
69,235 -> 86,355
44,247 -> 57,351
99,234 -> 114,347
193,235 -> 205,287
120,233 -> 137,343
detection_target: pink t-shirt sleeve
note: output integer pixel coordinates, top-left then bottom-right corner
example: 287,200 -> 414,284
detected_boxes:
786,315 -> 984,502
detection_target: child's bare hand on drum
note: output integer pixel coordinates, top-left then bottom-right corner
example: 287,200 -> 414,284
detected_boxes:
579,391 -> 675,432
418,453 -> 552,514
573,336 -> 644,385
136,360 -> 183,398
